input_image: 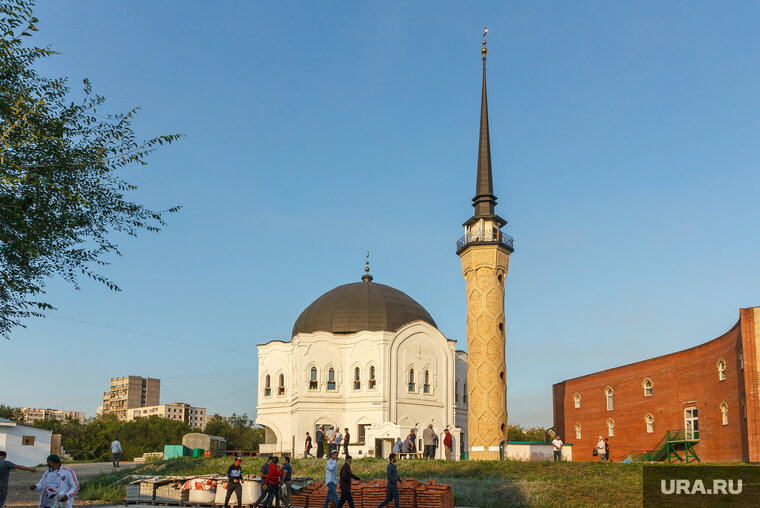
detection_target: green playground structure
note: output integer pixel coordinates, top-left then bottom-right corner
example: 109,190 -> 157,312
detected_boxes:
624,429 -> 701,463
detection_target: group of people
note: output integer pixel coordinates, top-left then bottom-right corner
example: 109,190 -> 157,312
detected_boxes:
306,424 -> 455,460
594,436 -> 611,461
0,451 -> 79,508
320,449 -> 401,508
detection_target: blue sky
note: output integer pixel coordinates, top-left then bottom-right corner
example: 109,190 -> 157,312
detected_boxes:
2,1 -> 759,428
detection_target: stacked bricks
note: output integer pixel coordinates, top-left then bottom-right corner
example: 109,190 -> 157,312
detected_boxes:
291,479 -> 453,508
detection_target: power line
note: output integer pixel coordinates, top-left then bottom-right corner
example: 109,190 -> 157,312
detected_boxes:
47,314 -> 261,357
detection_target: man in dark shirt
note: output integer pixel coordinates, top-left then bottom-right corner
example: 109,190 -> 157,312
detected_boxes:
281,457 -> 293,508
342,428 -> 350,457
337,456 -> 361,508
305,433 -> 313,458
316,426 -> 325,459
1,451 -> 37,508
253,456 -> 273,508
376,453 -> 400,508
224,457 -> 243,508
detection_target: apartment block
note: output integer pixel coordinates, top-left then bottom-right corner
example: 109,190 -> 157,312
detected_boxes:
20,408 -> 86,424
126,402 -> 207,429
101,376 -> 160,420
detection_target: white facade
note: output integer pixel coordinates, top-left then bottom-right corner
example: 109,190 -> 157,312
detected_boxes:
256,321 -> 468,459
0,418 -> 52,466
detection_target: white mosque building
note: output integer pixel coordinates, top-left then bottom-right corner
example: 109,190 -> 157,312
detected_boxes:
256,267 -> 468,459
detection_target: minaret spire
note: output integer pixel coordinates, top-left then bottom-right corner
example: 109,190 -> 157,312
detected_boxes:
473,27 -> 497,218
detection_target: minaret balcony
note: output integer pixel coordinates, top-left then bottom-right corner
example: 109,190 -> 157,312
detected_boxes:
456,228 -> 514,252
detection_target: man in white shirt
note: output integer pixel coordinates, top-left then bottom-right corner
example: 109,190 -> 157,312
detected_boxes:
30,455 -> 79,508
325,427 -> 337,455
552,436 -> 563,461
111,439 -> 123,468
333,430 -> 343,456
320,450 -> 338,508
596,436 -> 607,462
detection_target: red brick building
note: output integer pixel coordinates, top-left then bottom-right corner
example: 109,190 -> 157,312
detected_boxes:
553,307 -> 760,462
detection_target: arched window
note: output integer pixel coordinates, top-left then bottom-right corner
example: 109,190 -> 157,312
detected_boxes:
309,367 -> 318,390
573,393 -> 581,408
605,387 -> 614,411
423,370 -> 430,393
575,423 -> 582,439
278,374 -> 285,395
327,368 -> 336,390
455,380 -> 459,402
738,346 -> 744,370
354,367 -> 361,390
408,369 -> 415,392
643,379 -> 653,397
607,418 -> 615,437
720,402 -> 728,426
264,375 -> 271,396
463,383 -> 468,403
369,366 -> 376,389
646,414 -> 654,433
717,359 -> 727,381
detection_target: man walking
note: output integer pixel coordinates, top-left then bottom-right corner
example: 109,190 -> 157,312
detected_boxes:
316,426 -> 325,459
304,433 -> 313,458
422,425 -> 435,459
376,453 -> 400,508
596,437 -> 606,462
443,429 -> 453,460
342,428 -> 350,458
224,457 -> 243,508
111,438 -> 122,468
281,457 -> 292,508
253,456 -> 273,508
1,451 -> 37,508
337,456 -> 361,508
604,438 -> 611,462
321,450 -> 339,508
29,455 -> 78,508
262,457 -> 282,508
552,436 -> 563,462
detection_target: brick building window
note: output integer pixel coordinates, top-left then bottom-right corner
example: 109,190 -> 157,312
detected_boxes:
738,346 -> 744,370
573,393 -> 581,408
354,367 -> 361,390
717,359 -> 727,381
575,423 -> 581,439
646,414 -> 654,433
607,419 -> 615,437
643,379 -> 653,397
369,366 -> 376,389
278,374 -> 285,395
309,366 -> 318,390
605,387 -> 614,411
720,402 -> 728,426
264,375 -> 271,396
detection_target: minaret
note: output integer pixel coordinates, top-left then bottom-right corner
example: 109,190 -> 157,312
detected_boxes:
456,28 -> 514,461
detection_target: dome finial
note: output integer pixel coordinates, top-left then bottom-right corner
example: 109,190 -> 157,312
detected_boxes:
362,250 -> 373,282
482,27 -> 488,60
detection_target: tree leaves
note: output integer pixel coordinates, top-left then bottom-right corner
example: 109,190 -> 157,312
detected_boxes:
0,0 -> 182,338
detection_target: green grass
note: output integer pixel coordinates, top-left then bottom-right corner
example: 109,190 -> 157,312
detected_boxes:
77,457 -> 754,507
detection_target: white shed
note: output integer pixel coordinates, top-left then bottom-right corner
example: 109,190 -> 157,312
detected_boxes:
0,417 -> 53,466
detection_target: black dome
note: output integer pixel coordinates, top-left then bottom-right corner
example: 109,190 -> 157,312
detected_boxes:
292,278 -> 437,337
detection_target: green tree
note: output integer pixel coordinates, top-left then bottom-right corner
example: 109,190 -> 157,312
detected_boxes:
204,413 -> 264,451
0,0 -> 181,338
0,403 -> 23,422
508,424 -> 549,443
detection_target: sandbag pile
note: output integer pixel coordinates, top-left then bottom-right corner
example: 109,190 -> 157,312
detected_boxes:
288,479 -> 453,508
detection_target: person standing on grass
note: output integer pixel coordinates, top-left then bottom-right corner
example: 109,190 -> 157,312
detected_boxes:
261,457 -> 282,508
316,426 -> 325,459
596,437 -> 606,462
29,455 -> 78,508
321,450 -> 339,508
552,436 -> 563,461
342,428 -> 350,458
326,426 -> 337,456
604,438 -> 611,462
111,438 -> 122,468
281,456 -> 292,508
432,432 -> 439,459
409,429 -> 417,454
443,429 -> 453,460
422,425 -> 435,459
376,453 -> 400,508
337,456 -> 361,508
224,457 -> 243,508
334,428 -> 343,457
305,432 -> 313,458
1,450 -> 37,508
253,456 -> 273,508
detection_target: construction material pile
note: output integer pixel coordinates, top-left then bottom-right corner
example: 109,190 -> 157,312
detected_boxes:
289,479 -> 454,508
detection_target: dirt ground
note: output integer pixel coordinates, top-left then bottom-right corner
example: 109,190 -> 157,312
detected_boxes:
4,462 -> 134,507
